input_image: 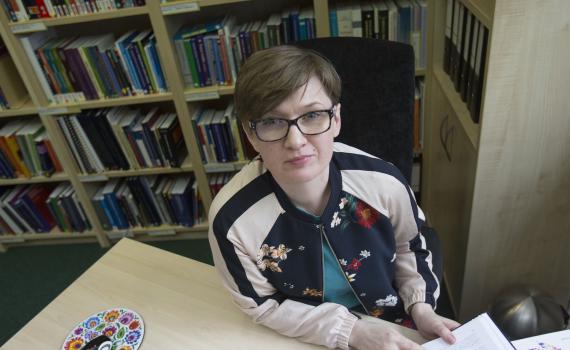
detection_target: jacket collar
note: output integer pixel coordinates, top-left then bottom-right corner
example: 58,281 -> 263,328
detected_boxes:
266,161 -> 342,225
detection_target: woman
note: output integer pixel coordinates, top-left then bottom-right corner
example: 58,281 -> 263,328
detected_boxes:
208,45 -> 459,350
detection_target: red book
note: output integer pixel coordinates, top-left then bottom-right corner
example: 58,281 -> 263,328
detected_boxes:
44,139 -> 63,172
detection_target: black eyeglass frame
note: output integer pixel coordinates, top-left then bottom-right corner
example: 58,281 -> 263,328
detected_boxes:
248,105 -> 338,142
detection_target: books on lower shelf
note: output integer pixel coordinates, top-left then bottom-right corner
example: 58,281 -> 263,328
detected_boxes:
20,28 -> 167,105
191,102 -> 254,164
0,182 -> 91,235
0,119 -> 62,178
423,312 -> 570,350
329,0 -> 427,69
173,11 -> 316,89
89,174 -> 203,230
1,0 -> 145,23
57,107 -> 187,173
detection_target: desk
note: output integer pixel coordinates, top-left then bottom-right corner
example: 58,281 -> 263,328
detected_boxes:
2,238 -> 426,349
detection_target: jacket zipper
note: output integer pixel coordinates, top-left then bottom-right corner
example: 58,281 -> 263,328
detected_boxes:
319,224 -> 325,303
319,223 -> 370,316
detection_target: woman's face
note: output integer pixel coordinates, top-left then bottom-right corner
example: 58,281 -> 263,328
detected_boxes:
245,76 -> 341,187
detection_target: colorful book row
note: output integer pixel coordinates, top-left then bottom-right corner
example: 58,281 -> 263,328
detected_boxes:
21,28 -> 167,104
0,183 -> 90,235
0,119 -> 62,179
57,107 -> 187,174
90,175 -> 201,230
174,9 -> 315,88
191,102 -> 253,164
1,0 -> 145,23
329,0 -> 427,69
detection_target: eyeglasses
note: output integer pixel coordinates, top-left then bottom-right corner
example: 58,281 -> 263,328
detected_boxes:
249,105 -> 337,142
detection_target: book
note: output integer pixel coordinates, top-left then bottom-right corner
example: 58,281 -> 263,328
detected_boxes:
20,30 -> 57,104
423,313 -> 515,349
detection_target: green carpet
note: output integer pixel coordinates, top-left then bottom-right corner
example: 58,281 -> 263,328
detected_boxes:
0,239 -> 454,346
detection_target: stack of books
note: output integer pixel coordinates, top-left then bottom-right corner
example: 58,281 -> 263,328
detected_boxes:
0,183 -> 90,234
57,107 -> 187,174
174,10 -> 316,88
90,175 -> 202,230
1,0 -> 145,23
0,119 -> 62,178
21,28 -> 167,104
191,102 -> 250,164
329,0 -> 428,69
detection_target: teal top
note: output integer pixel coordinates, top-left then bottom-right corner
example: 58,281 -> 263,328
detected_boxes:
322,239 -> 361,309
298,207 -> 360,309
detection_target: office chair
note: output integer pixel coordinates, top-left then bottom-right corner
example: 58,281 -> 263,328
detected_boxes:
295,37 -> 443,283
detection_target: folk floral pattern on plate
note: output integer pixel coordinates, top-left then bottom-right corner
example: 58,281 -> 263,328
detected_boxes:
62,308 -> 144,350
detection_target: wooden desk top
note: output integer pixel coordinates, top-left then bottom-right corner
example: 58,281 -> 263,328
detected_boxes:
2,238 -> 425,349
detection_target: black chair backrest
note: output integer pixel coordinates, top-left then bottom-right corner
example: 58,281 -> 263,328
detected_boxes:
296,37 -> 415,183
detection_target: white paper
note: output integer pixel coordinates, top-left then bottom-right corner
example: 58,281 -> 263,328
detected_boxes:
512,329 -> 570,350
423,313 -> 513,350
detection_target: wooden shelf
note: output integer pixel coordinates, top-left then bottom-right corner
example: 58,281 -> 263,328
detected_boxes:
44,93 -> 174,111
160,0 -> 250,15
433,66 -> 479,149
8,7 -> 149,33
0,229 -> 97,243
0,172 -> 69,185
106,221 -> 208,239
204,160 -> 248,173
78,157 -> 194,182
0,97 -> 37,118
184,85 -> 235,102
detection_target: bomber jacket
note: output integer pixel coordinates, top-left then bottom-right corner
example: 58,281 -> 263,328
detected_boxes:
208,143 -> 440,350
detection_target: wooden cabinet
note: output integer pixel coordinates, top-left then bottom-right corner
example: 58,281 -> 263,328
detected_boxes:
422,0 -> 570,320
424,75 -> 476,310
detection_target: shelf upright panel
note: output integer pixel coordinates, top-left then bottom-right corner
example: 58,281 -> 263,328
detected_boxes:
0,5 -> 49,106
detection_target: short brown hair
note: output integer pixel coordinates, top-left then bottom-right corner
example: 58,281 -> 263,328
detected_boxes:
234,45 -> 341,123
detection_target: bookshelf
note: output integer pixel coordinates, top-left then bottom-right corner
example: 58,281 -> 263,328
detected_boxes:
0,0 -> 431,251
421,0 -> 570,321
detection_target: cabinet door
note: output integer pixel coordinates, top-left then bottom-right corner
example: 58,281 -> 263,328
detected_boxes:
423,80 -> 477,312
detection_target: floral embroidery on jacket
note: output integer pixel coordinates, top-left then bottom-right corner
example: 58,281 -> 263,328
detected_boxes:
302,288 -> 323,297
332,194 -> 380,230
257,244 -> 292,273
376,294 -> 398,307
339,250 -> 372,283
370,308 -> 384,318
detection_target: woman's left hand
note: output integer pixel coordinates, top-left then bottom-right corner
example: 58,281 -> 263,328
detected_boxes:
410,302 -> 461,344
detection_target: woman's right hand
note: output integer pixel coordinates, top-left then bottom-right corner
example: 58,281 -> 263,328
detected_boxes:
348,319 -> 422,350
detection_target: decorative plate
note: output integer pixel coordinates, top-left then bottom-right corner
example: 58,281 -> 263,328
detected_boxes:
61,308 -> 144,350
